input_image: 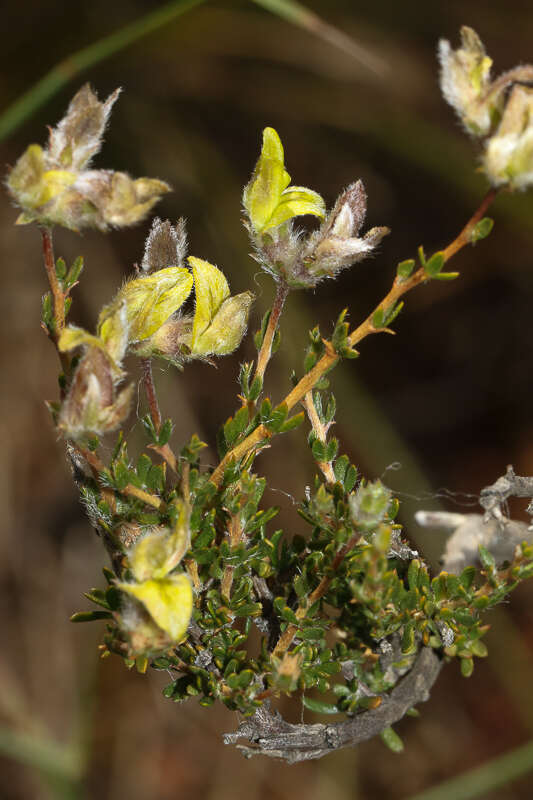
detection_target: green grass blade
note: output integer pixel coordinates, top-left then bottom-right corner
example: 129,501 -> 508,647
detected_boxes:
0,0 -> 205,142
409,739 -> 533,800
251,0 -> 387,75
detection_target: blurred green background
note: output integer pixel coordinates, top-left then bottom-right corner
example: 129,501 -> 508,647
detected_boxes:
2,1 -> 533,797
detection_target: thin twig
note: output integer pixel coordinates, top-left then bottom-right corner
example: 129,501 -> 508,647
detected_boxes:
210,189 -> 499,488
221,513 -> 244,600
141,358 -> 162,433
254,281 -> 289,384
302,391 -> 336,484
272,532 -> 360,658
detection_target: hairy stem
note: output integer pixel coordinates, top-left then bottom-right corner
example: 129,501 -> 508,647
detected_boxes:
254,281 -> 289,384
302,391 -> 336,484
141,358 -> 162,433
272,532 -> 360,658
210,188 -> 498,488
40,227 -> 71,390
221,514 -> 244,600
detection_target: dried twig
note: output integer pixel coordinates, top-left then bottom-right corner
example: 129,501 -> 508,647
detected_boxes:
224,647 -> 442,762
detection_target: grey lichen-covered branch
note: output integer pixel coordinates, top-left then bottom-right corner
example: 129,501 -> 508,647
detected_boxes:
479,465 -> 533,522
224,648 -> 442,762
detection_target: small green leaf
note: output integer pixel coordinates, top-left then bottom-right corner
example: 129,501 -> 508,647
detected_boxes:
65,255 -> 84,287
70,610 -> 112,622
460,657 -> 474,677
424,251 -> 445,277
397,259 -> 415,279
478,545 -> 496,571
433,271 -> 459,281
55,257 -> 67,280
303,696 -> 339,715
279,411 -> 304,433
381,726 -> 404,753
372,308 -> 385,328
470,217 -> 494,243
158,419 -> 173,446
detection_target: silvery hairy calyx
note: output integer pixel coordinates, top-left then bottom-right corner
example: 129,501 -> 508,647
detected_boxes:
7,27 -> 533,761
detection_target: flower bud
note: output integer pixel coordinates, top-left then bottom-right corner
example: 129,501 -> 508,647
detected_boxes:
48,83 -> 120,170
7,84 -> 170,231
438,26 -> 498,136
58,347 -> 134,441
483,85 -> 533,189
141,217 -> 188,273
302,181 -> 389,283
349,480 -> 391,534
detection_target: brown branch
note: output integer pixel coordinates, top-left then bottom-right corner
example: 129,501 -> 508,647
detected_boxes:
41,226 -> 64,334
40,226 -> 70,383
142,356 -> 181,475
221,513 -> 244,600
254,281 -> 289,384
302,391 -> 336,485
224,647 -> 442,762
210,189 -> 499,490
272,532 -> 360,659
141,357 -> 162,433
77,446 -> 162,510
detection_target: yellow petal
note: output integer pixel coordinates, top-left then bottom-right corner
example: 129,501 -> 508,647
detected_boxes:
98,266 -> 193,343
58,325 -> 124,376
130,501 -> 190,582
192,291 -> 254,356
188,256 -> 230,348
116,574 -> 192,643
243,127 -> 291,234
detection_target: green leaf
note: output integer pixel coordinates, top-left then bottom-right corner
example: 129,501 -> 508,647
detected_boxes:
478,545 -> 496,571
424,251 -> 445,277
433,271 -> 459,281
470,217 -> 494,243
381,726 -> 404,753
303,696 -> 339,715
55,257 -> 67,280
279,411 -> 304,433
70,610 -> 113,622
158,419 -> 173,446
372,308 -> 385,328
460,657 -> 474,677
66,255 -> 84,287
396,259 -> 415,279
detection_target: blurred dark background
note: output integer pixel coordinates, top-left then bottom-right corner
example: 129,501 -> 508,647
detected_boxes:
2,1 -> 533,797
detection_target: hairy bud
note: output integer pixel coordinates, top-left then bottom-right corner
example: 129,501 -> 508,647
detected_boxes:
483,85 -> 533,189
302,181 -> 389,282
141,217 -> 188,273
58,347 -> 134,441
6,84 -> 170,231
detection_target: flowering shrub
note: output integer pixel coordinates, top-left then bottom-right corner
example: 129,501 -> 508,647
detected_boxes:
7,27 -> 533,761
